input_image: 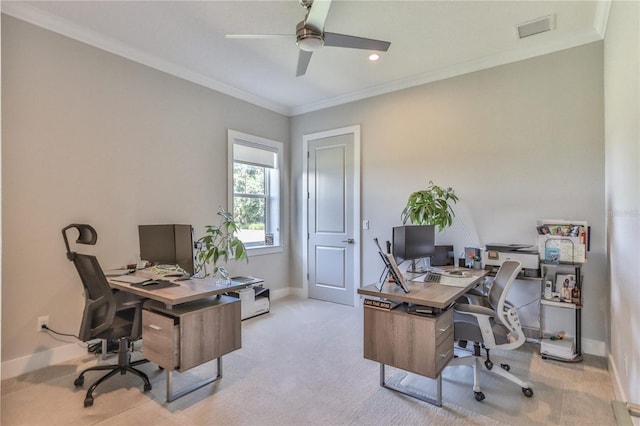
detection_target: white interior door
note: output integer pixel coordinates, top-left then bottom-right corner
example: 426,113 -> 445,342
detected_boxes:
305,127 -> 360,306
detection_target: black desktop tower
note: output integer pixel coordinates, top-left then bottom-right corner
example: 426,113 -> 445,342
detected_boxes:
138,224 -> 194,275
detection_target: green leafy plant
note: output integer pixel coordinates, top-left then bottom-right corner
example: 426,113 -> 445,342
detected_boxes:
196,207 -> 248,279
401,181 -> 459,231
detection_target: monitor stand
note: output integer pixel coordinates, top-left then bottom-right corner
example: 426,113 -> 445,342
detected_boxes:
406,257 -> 431,273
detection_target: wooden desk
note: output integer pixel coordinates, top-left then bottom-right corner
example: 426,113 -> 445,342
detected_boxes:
109,273 -> 247,402
358,268 -> 488,309
357,267 -> 488,406
109,273 -> 248,307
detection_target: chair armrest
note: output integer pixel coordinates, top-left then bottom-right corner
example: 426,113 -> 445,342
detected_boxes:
458,288 -> 488,306
466,288 -> 485,298
454,303 -> 495,318
119,300 -> 142,309
454,303 -> 499,348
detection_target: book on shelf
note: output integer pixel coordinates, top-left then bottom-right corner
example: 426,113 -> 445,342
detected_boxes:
363,298 -> 400,311
544,246 -> 560,264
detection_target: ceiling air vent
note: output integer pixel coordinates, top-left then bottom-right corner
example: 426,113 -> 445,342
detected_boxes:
516,14 -> 555,39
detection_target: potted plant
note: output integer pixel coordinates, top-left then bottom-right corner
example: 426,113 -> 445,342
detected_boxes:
196,207 -> 248,280
401,181 -> 459,231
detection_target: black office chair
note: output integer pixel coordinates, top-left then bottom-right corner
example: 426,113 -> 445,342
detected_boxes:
62,224 -> 152,407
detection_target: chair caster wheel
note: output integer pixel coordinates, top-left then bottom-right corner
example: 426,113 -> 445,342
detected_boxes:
474,391 -> 485,401
522,387 -> 534,397
144,383 -> 152,392
84,396 -> 93,407
484,360 -> 493,370
74,377 -> 84,387
500,363 -> 510,371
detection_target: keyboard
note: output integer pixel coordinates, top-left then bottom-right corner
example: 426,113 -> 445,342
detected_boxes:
110,275 -> 152,284
423,272 -> 442,283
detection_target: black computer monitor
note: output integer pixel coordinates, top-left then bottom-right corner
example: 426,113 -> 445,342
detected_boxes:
392,225 -> 436,272
138,224 -> 194,276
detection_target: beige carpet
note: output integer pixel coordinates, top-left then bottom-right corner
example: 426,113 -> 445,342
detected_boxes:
2,296 -> 616,425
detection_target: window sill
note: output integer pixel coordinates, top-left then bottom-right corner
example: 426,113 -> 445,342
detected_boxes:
246,245 -> 283,256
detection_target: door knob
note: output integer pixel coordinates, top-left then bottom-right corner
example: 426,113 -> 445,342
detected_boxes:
342,238 -> 355,244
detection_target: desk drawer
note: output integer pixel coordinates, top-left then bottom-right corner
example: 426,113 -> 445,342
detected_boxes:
142,310 -> 179,370
364,307 -> 453,379
435,330 -> 454,375
435,309 -> 454,346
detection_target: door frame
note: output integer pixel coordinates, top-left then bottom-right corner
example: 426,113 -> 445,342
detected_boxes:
302,125 -> 361,306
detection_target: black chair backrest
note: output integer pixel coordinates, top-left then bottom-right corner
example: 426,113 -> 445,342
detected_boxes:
62,224 -> 116,342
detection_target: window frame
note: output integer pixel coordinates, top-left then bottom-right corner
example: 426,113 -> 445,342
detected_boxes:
228,129 -> 283,256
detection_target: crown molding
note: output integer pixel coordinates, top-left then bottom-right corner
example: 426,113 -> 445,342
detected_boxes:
2,1 -> 608,118
1,2 -> 292,116
593,0 -> 612,38
290,28 -> 604,116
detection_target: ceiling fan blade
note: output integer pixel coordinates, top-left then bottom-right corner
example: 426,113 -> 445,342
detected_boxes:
226,34 -> 294,39
305,0 -> 332,32
324,32 -> 391,51
296,50 -> 313,77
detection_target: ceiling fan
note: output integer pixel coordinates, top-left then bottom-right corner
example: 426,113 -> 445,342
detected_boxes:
225,0 -> 391,77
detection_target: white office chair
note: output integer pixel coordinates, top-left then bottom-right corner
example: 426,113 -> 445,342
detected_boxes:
448,260 -> 534,401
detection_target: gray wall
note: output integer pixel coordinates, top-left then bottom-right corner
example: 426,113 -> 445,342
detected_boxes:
291,42 -> 607,353
604,0 -> 639,407
1,15 -> 290,363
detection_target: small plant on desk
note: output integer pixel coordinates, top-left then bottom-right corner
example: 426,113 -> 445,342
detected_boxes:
196,207 -> 248,280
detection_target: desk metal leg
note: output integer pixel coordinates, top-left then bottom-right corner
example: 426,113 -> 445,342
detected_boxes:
166,357 -> 223,402
379,363 -> 442,407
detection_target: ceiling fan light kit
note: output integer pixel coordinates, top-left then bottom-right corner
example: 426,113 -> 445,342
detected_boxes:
296,21 -> 324,52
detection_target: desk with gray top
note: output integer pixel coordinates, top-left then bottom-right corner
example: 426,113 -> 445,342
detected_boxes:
109,273 -> 247,402
357,267 -> 489,406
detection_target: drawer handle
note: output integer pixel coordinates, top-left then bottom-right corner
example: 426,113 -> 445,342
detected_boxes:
439,324 -> 451,333
439,349 -> 452,358
148,324 -> 161,331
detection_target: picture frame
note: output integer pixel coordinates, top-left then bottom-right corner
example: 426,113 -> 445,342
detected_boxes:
536,225 -> 551,235
555,273 -> 576,302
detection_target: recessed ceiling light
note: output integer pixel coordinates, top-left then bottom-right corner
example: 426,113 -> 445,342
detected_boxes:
369,53 -> 380,61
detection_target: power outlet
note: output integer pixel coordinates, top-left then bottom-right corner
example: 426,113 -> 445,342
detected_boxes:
37,316 -> 49,332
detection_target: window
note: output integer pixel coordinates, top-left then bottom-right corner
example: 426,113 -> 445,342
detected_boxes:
228,130 -> 282,253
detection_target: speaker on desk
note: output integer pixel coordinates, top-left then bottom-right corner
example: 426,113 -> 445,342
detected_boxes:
138,224 -> 194,276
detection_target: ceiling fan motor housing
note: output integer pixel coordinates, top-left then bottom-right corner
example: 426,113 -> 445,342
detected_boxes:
299,0 -> 314,10
296,20 -> 324,52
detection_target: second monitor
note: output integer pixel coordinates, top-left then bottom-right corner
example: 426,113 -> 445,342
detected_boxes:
393,225 -> 435,273
138,224 -> 194,276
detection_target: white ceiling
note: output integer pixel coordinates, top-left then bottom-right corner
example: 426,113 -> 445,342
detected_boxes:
2,1 -> 609,116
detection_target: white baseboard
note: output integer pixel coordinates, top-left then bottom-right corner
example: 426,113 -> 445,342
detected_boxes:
270,287 -> 297,300
607,353 -> 640,425
582,337 -> 606,357
2,342 -> 88,380
272,287 -> 305,299
609,353 -> 627,402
